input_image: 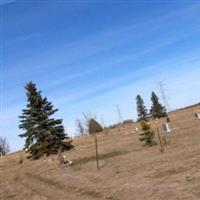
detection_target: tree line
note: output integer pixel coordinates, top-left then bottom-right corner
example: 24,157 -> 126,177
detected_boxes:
16,82 -> 168,160
136,92 -> 167,121
136,92 -> 167,146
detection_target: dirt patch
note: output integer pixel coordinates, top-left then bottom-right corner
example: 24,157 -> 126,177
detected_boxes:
25,172 -> 67,189
152,166 -> 187,179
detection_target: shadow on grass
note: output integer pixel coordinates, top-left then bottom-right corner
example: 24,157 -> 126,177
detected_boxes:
25,172 -> 103,198
71,150 -> 129,168
25,172 -> 66,190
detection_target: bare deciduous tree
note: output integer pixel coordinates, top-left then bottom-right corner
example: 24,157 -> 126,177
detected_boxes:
76,119 -> 85,136
82,113 -> 92,132
0,136 -> 10,156
78,113 -> 98,135
82,113 -> 97,133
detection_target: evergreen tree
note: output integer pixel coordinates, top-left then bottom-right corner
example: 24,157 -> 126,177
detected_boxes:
19,82 -> 72,159
89,118 -> 103,134
136,95 -> 148,121
19,82 -> 41,156
139,121 -> 156,146
150,91 -> 167,119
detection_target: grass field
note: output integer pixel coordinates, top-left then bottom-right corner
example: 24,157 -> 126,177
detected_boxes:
1,104 -> 200,200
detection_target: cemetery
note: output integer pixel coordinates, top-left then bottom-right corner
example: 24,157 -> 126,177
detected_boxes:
1,103 -> 200,200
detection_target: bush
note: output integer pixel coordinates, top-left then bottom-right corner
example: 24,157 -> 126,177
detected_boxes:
139,121 -> 157,146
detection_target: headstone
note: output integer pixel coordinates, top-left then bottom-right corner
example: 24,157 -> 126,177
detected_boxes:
195,113 -> 200,119
47,156 -> 53,163
162,123 -> 171,133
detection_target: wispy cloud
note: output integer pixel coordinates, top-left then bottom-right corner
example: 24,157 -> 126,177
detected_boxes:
60,61 -> 200,134
51,52 -> 200,110
3,2 -> 200,151
5,3 -> 200,79
0,0 -> 15,6
4,26 -> 200,109
7,23 -> 200,95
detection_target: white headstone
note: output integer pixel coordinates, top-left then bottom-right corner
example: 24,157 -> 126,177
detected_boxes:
162,123 -> 171,133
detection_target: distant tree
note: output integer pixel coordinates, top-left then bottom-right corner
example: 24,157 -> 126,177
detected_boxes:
0,136 -> 10,156
150,91 -> 167,119
89,118 -> 103,134
76,119 -> 85,136
139,121 -> 157,146
19,82 -> 73,160
136,95 -> 148,121
82,113 -> 91,133
82,113 -> 98,134
123,119 -> 134,124
89,118 -> 103,170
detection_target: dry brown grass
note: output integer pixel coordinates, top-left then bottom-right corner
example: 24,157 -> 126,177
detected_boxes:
1,104 -> 200,200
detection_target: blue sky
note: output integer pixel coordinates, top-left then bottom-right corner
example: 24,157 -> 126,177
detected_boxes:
1,0 -> 200,151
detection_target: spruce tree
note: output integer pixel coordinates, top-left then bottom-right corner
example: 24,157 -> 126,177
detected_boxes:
139,121 -> 156,146
19,82 -> 41,157
150,91 -> 167,119
19,82 -> 72,159
136,95 -> 148,121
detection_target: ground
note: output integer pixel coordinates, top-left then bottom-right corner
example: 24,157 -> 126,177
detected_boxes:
1,104 -> 200,200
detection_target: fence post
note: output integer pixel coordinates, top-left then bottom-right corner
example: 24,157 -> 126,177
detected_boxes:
156,128 -> 164,153
94,134 -> 100,170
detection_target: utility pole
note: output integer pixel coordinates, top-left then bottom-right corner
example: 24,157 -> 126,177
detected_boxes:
116,105 -> 123,124
158,81 -> 171,113
100,114 -> 105,128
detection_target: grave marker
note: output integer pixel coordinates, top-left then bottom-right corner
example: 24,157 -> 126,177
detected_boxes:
162,123 -> 171,133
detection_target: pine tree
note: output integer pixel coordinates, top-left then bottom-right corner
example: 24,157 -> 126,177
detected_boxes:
19,82 -> 72,159
139,121 -> 156,146
136,95 -> 148,121
19,82 -> 41,157
150,91 -> 167,119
